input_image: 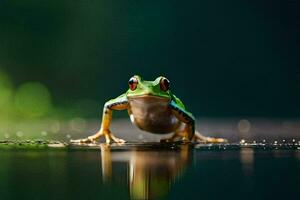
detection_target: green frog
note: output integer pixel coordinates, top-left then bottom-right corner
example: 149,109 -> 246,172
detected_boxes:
71,75 -> 226,144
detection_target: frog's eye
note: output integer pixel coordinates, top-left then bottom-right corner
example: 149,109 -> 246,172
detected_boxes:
128,76 -> 138,90
160,77 -> 170,91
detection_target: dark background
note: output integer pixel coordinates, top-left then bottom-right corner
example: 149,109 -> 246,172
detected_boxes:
0,0 -> 299,118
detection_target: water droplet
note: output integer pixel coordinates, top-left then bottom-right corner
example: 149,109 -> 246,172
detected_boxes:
274,141 -> 278,145
292,139 -> 295,143
4,133 -> 10,139
262,139 -> 266,143
66,134 -> 71,139
240,139 -> 246,144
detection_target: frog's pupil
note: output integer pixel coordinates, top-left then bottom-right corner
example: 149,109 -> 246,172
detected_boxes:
128,77 -> 138,90
160,78 -> 170,91
164,79 -> 170,88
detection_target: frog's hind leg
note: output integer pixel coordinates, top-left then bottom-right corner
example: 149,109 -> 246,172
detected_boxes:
161,132 -> 183,143
163,99 -> 228,143
161,123 -> 193,143
193,131 -> 228,143
161,125 -> 227,143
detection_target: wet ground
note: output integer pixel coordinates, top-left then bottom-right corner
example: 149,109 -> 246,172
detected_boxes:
0,119 -> 299,200
0,141 -> 299,200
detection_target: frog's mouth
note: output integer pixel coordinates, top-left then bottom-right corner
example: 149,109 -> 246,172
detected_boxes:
127,94 -> 171,102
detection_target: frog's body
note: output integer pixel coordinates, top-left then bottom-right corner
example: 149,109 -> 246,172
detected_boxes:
71,75 -> 226,144
128,95 -> 180,133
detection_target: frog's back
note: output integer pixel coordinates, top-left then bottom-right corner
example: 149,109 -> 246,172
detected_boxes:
127,95 -> 181,134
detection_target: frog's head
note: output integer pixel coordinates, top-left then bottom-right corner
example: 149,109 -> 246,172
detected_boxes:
126,75 -> 171,99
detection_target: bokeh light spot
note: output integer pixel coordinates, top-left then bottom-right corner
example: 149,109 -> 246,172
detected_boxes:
4,133 -> 10,139
14,82 -> 52,118
69,117 -> 86,131
238,119 -> 251,133
16,131 -> 24,138
41,131 -> 48,136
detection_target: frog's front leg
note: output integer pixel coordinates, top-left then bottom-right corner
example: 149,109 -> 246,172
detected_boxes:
71,94 -> 128,144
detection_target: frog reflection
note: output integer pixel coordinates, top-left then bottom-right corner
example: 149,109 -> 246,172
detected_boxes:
100,144 -> 192,200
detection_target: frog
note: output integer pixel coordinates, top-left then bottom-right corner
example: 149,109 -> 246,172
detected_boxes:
71,75 -> 227,144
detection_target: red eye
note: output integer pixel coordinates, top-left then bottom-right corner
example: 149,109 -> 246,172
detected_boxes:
128,76 -> 138,90
160,77 -> 170,91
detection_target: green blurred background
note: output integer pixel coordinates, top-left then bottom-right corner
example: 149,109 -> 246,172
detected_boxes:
0,0 -> 299,123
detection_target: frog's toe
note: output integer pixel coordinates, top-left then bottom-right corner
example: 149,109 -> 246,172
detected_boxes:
111,137 -> 126,144
193,131 -> 228,143
116,138 -> 126,144
161,136 -> 190,143
216,138 -> 228,143
206,137 -> 228,143
70,137 -> 97,144
194,136 -> 228,143
105,134 -> 126,144
181,137 -> 191,143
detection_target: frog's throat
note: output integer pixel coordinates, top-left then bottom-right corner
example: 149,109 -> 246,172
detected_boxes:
127,94 -> 179,134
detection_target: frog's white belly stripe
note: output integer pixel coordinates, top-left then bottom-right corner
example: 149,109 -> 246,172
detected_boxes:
127,96 -> 180,134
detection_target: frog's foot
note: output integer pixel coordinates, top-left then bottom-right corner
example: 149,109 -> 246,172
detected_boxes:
104,133 -> 126,144
193,132 -> 228,143
70,130 -> 126,144
160,132 -> 190,143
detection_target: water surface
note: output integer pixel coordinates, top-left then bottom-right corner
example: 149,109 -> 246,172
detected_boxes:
0,142 -> 299,200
